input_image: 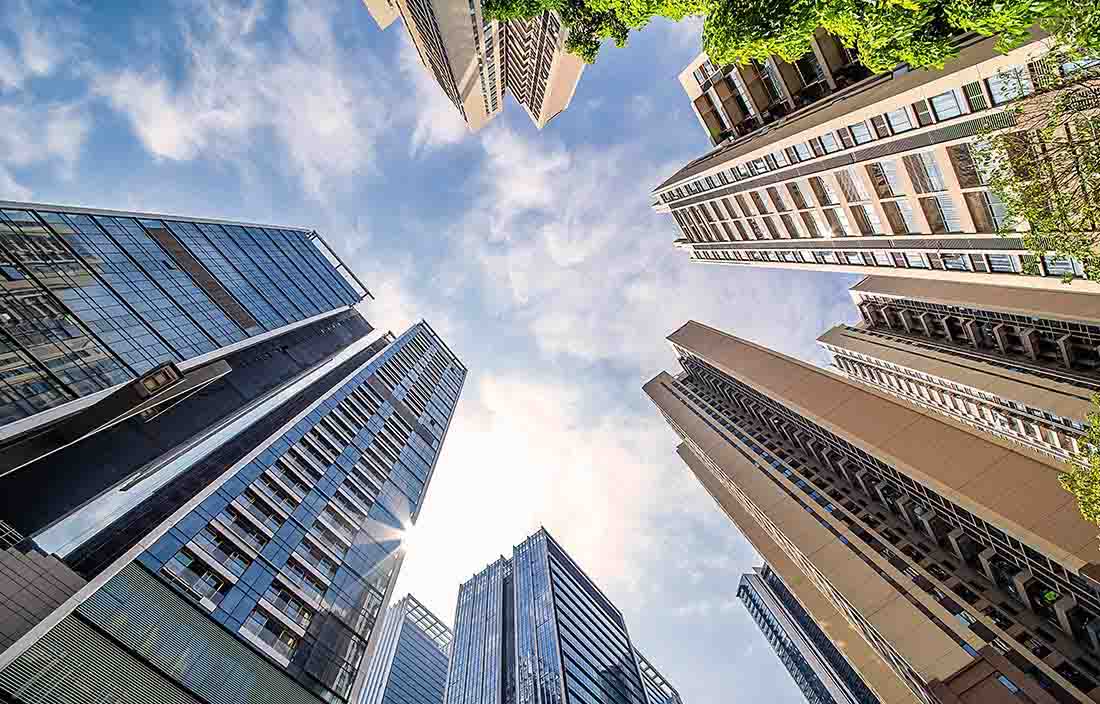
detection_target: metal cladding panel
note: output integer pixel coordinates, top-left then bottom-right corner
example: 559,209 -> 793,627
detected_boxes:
77,562 -> 325,704
0,614 -> 204,704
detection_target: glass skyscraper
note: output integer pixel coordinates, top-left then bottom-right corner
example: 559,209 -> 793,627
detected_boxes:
738,564 -> 880,704
445,530 -> 680,704
0,200 -> 367,442
0,320 -> 465,704
360,594 -> 453,704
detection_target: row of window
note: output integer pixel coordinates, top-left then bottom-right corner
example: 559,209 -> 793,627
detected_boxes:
663,59 -> 1045,204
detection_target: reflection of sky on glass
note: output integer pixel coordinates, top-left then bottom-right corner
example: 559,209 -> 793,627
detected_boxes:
36,329 -> 385,557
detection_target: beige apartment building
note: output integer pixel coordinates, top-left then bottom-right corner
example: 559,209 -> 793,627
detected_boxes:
654,34 -> 1100,293
647,321 -> 1100,703
363,0 -> 583,130
819,276 -> 1099,465
680,30 -> 871,146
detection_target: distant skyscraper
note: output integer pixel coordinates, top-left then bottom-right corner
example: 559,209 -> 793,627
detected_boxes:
636,649 -> 683,704
446,529 -> 680,704
652,37 -> 1100,293
738,564 -> 880,704
0,320 -> 465,704
0,200 -> 370,471
819,276 -> 1099,465
361,594 -> 453,704
647,321 -> 1100,703
362,0 -> 584,130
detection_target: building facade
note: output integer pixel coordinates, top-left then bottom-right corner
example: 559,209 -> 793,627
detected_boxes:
360,594 -> 453,704
0,321 -> 465,704
819,276 -> 1099,465
0,200 -> 370,464
680,31 -> 871,146
647,321 -> 1100,703
653,36 -> 1100,293
738,563 -> 881,704
445,529 -> 679,704
635,649 -> 683,704
362,0 -> 583,130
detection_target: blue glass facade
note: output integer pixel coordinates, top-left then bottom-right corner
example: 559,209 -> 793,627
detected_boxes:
0,321 -> 465,704
360,595 -> 452,704
447,531 -> 680,704
0,202 -> 367,429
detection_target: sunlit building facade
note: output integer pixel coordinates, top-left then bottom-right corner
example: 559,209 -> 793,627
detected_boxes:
360,594 -> 453,704
680,32 -> 871,146
0,321 -> 465,704
654,37 -> 1100,293
445,529 -> 680,704
362,0 -> 584,130
647,321 -> 1100,703
738,564 -> 881,704
819,276 -> 1100,465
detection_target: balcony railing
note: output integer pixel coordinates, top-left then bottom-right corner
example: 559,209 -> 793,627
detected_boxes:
192,530 -> 250,577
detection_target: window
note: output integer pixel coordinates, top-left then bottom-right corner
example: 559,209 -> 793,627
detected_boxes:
984,191 -> 1009,230
883,201 -> 918,234
962,81 -> 988,111
849,122 -> 874,144
905,253 -> 928,268
867,160 -> 902,198
793,143 -> 813,162
904,152 -> 947,193
1043,256 -> 1079,278
767,186 -> 790,212
809,176 -> 838,205
870,114 -> 891,138
921,195 -> 962,232
912,100 -> 934,126
987,67 -> 1034,105
819,132 -> 841,153
850,205 -> 883,235
787,182 -> 810,209
823,207 -> 855,236
243,610 -> 299,659
836,168 -> 869,202
885,108 -> 913,133
930,89 -> 963,120
942,253 -> 969,271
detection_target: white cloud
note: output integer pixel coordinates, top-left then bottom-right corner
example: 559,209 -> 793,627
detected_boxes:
94,0 -> 391,201
0,166 -> 32,201
398,35 -> 470,154
0,5 -> 88,186
457,126 -> 854,374
0,1 -> 67,90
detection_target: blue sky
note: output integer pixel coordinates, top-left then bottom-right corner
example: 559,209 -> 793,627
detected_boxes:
2,1 -> 862,701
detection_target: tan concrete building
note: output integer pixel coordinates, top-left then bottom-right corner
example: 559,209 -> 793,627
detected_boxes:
646,321 -> 1100,703
654,35 -> 1100,293
363,0 -> 583,131
819,276 -> 1100,465
680,31 -> 871,146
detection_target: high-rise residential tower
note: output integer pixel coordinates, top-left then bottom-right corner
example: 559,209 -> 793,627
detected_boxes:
818,276 -> 1100,465
360,594 -> 453,704
362,0 -> 584,130
680,33 -> 871,146
0,319 -> 465,704
652,36 -> 1100,293
738,563 -> 881,704
0,200 -> 370,472
647,321 -> 1100,703
445,529 -> 680,704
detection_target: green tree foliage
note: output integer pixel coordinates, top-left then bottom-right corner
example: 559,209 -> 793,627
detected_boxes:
484,0 -> 1099,73
1059,396 -> 1100,525
969,65 -> 1100,283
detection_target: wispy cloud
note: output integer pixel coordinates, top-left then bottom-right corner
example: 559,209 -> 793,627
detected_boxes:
93,0 -> 391,201
398,35 -> 470,154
